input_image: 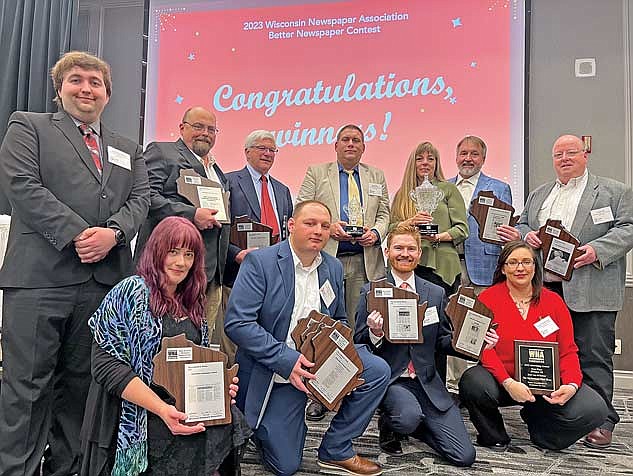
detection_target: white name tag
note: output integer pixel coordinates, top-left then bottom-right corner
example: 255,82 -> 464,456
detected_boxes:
423,306 -> 439,326
368,183 -> 382,196
107,146 -> 131,170
320,279 -> 335,308
534,316 -> 559,338
591,206 -> 614,225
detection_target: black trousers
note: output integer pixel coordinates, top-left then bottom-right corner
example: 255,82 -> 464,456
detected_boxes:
0,279 -> 110,476
545,282 -> 619,430
459,365 -> 608,450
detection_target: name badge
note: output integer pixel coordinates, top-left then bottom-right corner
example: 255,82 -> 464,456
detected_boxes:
590,206 -> 614,225
368,183 -> 382,196
319,279 -> 335,308
107,146 -> 131,170
534,316 -> 559,338
423,306 -> 439,326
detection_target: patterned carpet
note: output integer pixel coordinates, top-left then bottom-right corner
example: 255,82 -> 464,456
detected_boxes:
241,389 -> 633,475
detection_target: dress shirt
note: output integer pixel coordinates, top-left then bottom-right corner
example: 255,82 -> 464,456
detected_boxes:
245,163 -> 280,230
70,116 -> 102,157
186,146 -> 222,187
537,170 -> 588,230
273,245 -> 322,383
456,171 -> 480,209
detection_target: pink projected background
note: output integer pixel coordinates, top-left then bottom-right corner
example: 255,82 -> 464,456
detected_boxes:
146,0 -> 524,199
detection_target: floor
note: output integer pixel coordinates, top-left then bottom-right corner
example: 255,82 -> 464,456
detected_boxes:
240,389 -> 633,475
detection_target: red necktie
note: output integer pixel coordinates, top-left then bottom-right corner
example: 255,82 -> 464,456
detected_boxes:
260,175 -> 279,237
400,282 -> 417,378
80,124 -> 102,173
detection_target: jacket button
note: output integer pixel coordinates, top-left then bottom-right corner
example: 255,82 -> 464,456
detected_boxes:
101,193 -> 107,199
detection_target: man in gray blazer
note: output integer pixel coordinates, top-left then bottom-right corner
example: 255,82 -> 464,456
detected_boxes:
0,51 -> 149,476
135,106 -> 231,352
517,134 -> 633,449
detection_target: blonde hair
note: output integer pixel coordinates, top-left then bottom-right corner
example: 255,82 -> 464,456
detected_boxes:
51,51 -> 112,104
391,141 -> 445,223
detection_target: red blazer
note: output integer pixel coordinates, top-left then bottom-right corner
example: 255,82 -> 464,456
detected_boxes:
478,282 -> 582,386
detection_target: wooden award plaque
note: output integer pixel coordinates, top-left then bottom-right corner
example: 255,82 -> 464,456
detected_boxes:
229,215 -> 278,249
152,333 -> 238,426
444,286 -> 496,360
366,279 -> 426,344
469,190 -> 518,245
176,169 -> 230,224
514,340 -> 560,395
537,219 -> 582,281
306,323 -> 365,412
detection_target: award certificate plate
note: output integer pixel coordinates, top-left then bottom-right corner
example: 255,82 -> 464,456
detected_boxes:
514,340 -> 560,395
229,215 -> 276,249
537,219 -> 582,281
176,169 -> 230,223
469,190 -> 518,245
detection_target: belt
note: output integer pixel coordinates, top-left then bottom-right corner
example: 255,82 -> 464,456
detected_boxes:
337,251 -> 362,257
458,253 -> 466,260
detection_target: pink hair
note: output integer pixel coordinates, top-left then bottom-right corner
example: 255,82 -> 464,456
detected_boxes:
136,216 -> 207,327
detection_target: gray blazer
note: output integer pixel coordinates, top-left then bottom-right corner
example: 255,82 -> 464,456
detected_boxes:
0,110 -> 149,288
135,139 -> 230,284
517,173 -> 633,312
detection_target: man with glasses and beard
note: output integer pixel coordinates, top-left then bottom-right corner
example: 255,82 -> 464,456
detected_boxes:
135,106 -> 232,354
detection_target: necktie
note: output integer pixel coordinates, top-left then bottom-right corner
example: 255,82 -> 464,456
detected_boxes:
79,124 -> 102,173
400,282 -> 417,378
260,175 -> 279,237
346,169 -> 361,206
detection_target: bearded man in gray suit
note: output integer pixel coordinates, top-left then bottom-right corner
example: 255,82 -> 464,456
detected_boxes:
0,51 -> 149,476
517,134 -> 633,449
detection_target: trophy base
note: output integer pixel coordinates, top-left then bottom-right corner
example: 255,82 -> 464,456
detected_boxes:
345,225 -> 365,237
417,224 -> 439,236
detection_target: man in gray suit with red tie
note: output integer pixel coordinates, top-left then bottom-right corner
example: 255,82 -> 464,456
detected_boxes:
135,106 -> 231,353
0,51 -> 149,476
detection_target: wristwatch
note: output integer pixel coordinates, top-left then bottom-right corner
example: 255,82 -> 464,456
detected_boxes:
110,227 -> 125,246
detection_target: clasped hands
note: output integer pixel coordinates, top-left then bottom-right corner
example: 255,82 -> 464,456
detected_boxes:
503,378 -> 576,406
330,221 -> 378,246
74,227 -> 117,263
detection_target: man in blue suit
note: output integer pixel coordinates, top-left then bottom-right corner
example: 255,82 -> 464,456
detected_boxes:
447,136 -> 519,391
355,224 -> 494,466
225,200 -> 390,476
224,130 -> 293,287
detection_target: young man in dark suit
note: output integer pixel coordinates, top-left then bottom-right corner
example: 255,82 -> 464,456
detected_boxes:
0,51 -> 149,476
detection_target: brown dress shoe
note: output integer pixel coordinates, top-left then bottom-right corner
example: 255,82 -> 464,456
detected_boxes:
317,454 -> 382,476
584,428 -> 613,449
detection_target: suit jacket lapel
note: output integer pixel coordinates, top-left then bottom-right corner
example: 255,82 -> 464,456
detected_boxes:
328,162 -> 341,219
277,242 -> 297,337
238,168 -> 261,219
100,125 -> 115,186
571,174 -> 599,237
176,139 -> 207,178
271,176 -> 287,223
317,258 -> 332,314
53,111 -> 101,182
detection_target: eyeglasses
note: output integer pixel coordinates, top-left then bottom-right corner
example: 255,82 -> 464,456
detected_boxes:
504,259 -> 535,270
250,145 -> 278,154
183,122 -> 219,134
552,150 -> 582,160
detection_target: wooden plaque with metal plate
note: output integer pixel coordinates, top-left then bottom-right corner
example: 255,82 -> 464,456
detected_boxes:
444,286 -> 496,360
469,190 -> 519,245
229,215 -> 277,249
152,333 -> 238,426
366,279 -> 426,344
291,311 -> 364,412
176,169 -> 230,224
537,219 -> 583,281
514,340 -> 560,395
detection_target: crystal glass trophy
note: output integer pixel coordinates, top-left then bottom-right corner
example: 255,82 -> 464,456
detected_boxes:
343,196 -> 365,237
409,175 -> 444,235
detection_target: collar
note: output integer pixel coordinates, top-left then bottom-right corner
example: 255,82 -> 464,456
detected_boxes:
337,162 -> 359,174
246,162 -> 270,182
70,115 -> 101,136
457,170 -> 481,186
556,169 -> 588,187
289,241 -> 323,272
185,144 -> 216,167
392,272 -> 416,290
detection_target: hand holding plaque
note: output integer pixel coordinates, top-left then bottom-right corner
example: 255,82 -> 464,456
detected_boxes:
445,286 -> 495,360
176,169 -> 230,224
514,340 -> 560,395
152,333 -> 238,426
469,190 -> 518,245
409,175 -> 444,235
291,311 -> 365,412
230,215 -> 277,249
366,279 -> 426,343
537,219 -> 582,281
343,196 -> 365,237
